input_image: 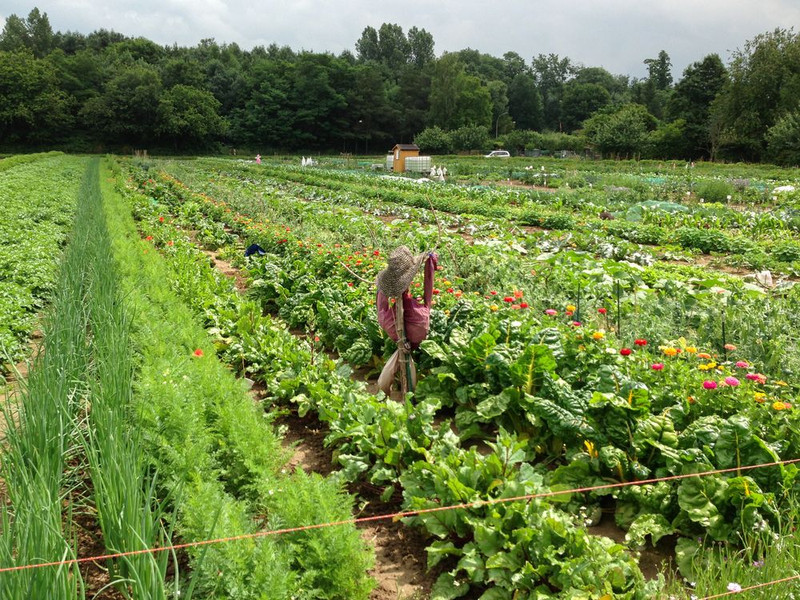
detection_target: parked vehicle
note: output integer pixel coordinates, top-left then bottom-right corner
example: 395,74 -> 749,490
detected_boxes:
485,150 -> 511,158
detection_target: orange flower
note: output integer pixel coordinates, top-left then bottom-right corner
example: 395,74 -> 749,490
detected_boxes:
193,348 -> 204,357
662,347 -> 679,357
697,352 -> 712,359
514,290 -> 524,299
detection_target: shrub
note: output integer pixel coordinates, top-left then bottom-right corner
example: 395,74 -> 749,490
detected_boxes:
413,126 -> 453,154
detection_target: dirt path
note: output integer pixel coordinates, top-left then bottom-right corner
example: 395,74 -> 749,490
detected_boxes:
199,240 -> 436,600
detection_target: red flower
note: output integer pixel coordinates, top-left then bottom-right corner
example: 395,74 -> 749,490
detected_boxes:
159,216 -> 164,223
490,291 -> 498,295
347,282 -> 354,287
634,339 -> 647,346
598,308 -> 607,315
519,302 -> 528,309
145,235 -> 153,241
167,240 -> 174,246
620,348 -> 632,356
432,289 -> 440,295
503,296 -> 513,303
193,348 -> 204,357
373,250 -> 380,256
448,287 -> 455,293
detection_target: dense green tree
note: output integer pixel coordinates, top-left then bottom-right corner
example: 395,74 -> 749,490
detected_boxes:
561,82 -> 611,131
157,84 -> 226,148
0,8 -> 54,58
766,110 -> 800,165
395,64 -> 432,141
407,26 -> 434,67
428,54 -> 492,130
531,53 -> 574,131
712,28 -> 800,161
0,49 -> 72,142
584,103 -> 657,158
502,51 -> 528,82
80,63 -> 163,145
450,124 -> 490,153
507,73 -> 543,131
413,125 -> 452,154
487,80 -> 510,136
644,50 -> 673,90
668,54 -> 727,158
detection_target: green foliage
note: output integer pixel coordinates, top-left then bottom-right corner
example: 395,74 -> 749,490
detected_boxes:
414,125 -> 453,154
695,178 -> 735,203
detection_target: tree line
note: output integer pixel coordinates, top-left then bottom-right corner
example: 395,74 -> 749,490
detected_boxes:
1,8 -> 799,164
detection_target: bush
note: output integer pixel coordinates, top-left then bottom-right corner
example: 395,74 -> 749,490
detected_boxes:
413,126 -> 453,154
450,125 -> 491,154
695,179 -> 735,203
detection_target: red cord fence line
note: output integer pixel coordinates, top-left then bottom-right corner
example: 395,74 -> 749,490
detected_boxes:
1,457 -> 798,575
699,574 -> 800,599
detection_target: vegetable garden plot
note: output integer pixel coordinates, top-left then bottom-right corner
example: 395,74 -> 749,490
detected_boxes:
122,157 -> 800,599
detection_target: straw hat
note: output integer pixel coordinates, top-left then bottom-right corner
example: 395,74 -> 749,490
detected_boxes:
376,246 -> 425,298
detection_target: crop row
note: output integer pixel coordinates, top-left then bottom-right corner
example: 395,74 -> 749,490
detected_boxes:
0,155 -> 84,374
125,159 -> 800,598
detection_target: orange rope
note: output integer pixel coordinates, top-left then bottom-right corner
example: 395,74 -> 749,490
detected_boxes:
0,457 -> 797,574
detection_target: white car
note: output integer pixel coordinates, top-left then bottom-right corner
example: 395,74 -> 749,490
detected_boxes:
485,150 -> 511,158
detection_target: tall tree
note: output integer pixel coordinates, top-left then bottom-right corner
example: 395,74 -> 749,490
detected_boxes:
507,73 -> 543,131
0,49 -> 72,142
407,26 -> 434,67
531,53 -> 574,131
560,82 -> 611,132
668,54 -> 727,158
644,50 -> 673,90
712,28 -> 800,161
428,54 -> 491,130
0,8 -> 54,58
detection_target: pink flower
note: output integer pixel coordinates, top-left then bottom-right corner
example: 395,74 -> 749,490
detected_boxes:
735,361 -> 749,368
545,309 -> 557,316
725,376 -> 740,387
651,363 -> 664,371
703,380 -> 718,390
571,321 -> 582,327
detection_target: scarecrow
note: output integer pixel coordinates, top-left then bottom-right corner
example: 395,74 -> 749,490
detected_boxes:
375,246 -> 437,396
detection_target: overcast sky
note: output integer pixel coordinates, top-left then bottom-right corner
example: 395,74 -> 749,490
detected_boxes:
1,1 -> 798,78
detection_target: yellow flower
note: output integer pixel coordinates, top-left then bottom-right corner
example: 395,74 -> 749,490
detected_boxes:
584,440 -> 599,458
754,392 -> 766,403
663,347 -> 679,357
773,401 -> 787,411
490,304 -> 499,312
685,346 -> 698,354
776,380 -> 789,387
592,331 -> 605,340
698,361 -> 717,371
566,304 -> 577,312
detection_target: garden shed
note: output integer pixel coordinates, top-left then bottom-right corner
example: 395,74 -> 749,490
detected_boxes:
389,143 -> 420,173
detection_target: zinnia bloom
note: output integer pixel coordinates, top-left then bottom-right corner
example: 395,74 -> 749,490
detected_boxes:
566,304 -> 576,312
651,363 -> 664,371
697,352 -> 712,359
519,302 -> 528,309
592,331 -> 604,340
490,304 -> 498,311
663,347 -> 679,357
193,348 -> 204,357
620,348 -> 632,356
598,308 -> 607,315
545,309 -> 557,316
773,401 -> 787,411
724,377 -> 740,387
514,290 -> 524,299
703,380 -> 718,390
735,361 -> 749,368
634,339 -> 647,346
724,344 -> 737,351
